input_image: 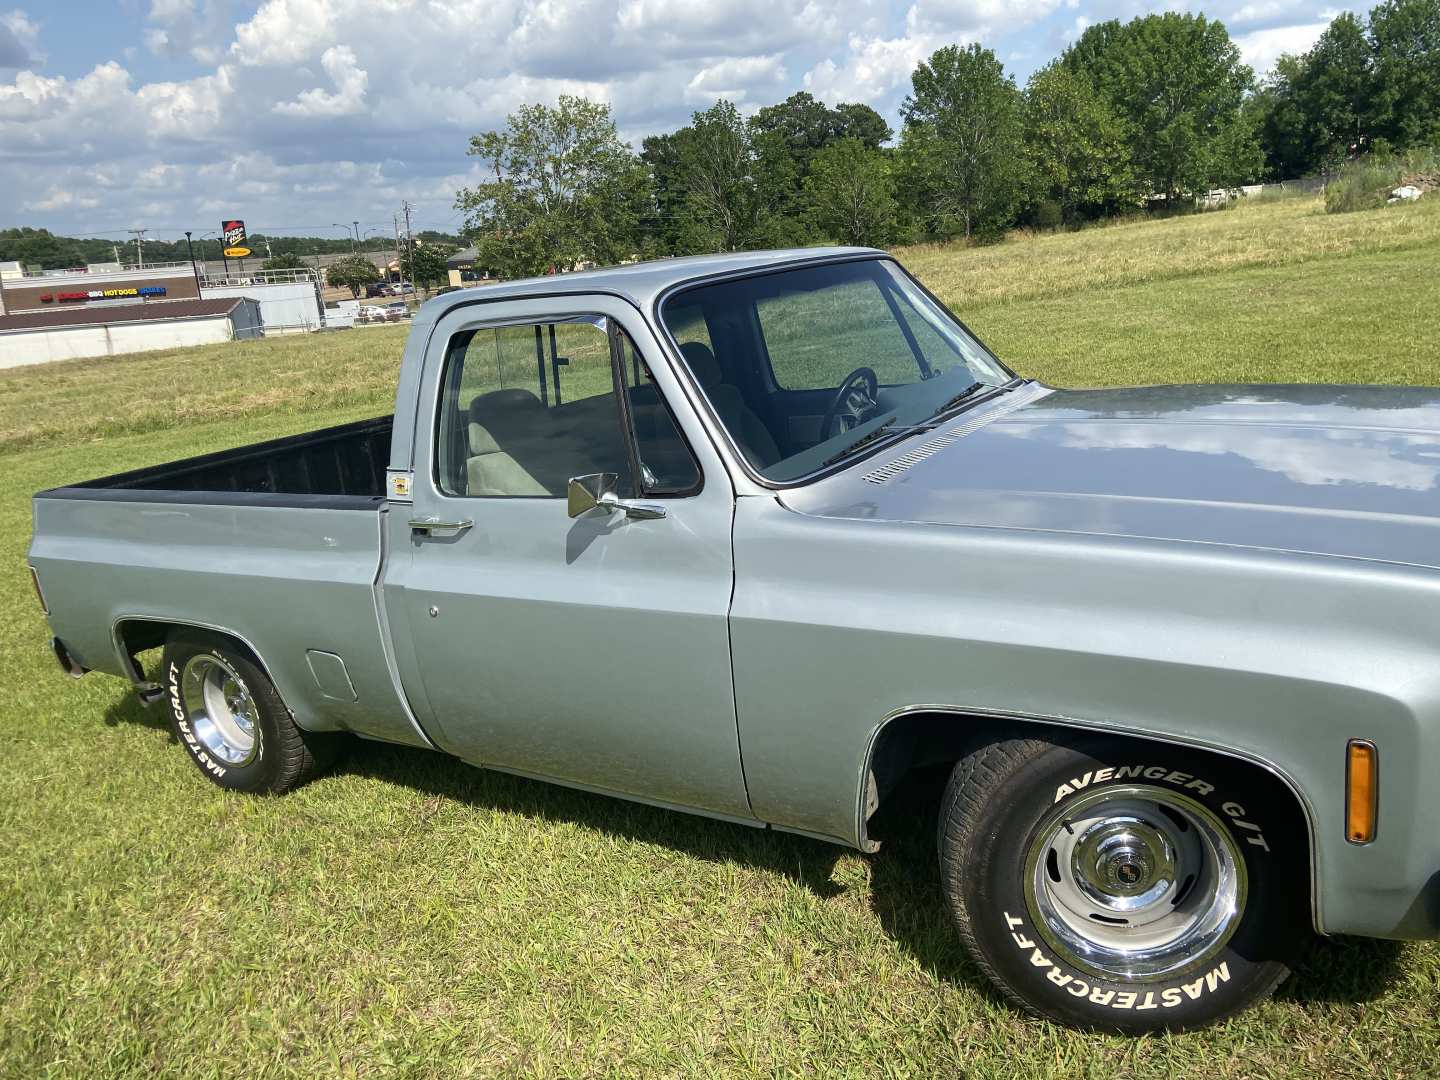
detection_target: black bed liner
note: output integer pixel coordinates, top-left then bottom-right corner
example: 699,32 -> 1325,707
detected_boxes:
36,416 -> 393,510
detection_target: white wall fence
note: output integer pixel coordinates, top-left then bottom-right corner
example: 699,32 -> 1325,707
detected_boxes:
0,311 -> 259,370
200,279 -> 325,335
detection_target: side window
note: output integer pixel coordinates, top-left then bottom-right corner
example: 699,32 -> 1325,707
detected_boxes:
755,278 -> 924,390
436,317 -> 700,499
438,318 -> 630,498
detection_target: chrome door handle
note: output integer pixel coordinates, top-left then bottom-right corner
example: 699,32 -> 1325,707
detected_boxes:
408,516 -> 474,536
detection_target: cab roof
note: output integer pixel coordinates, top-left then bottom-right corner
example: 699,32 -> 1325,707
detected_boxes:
428,247 -> 885,314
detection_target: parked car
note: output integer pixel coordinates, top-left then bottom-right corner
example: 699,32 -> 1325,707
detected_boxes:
363,283 -> 389,299
384,301 -> 410,319
355,304 -> 387,324
28,249 -> 1440,1033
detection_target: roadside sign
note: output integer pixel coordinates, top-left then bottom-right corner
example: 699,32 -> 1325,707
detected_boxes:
221,219 -> 251,258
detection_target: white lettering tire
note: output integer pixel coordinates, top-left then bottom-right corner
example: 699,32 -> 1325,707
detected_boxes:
938,733 -> 1303,1032
161,631 -> 337,795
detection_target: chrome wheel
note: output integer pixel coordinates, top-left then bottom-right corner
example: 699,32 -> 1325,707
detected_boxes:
180,653 -> 259,767
1023,785 -> 1245,981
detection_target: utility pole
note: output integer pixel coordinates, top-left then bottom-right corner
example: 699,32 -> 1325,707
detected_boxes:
127,228 -> 148,269
353,220 -> 361,251
264,237 -> 274,259
402,201 -> 415,290
392,214 -> 403,286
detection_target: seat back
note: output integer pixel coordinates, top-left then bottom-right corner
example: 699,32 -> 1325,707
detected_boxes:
678,342 -> 780,467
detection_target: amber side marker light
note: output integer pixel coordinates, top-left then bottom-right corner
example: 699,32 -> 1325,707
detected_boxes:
28,565 -> 48,615
1345,739 -> 1378,844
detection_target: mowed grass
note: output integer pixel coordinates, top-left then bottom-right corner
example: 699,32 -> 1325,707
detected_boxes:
2,194 -> 1439,1077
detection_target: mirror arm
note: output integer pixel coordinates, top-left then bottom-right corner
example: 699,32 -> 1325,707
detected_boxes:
597,493 -> 667,521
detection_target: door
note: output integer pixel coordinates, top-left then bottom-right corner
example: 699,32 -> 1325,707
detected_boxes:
380,295 -> 752,819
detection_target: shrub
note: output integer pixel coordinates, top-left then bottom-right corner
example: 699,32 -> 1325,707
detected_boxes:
1325,148 -> 1437,214
1032,200 -> 1064,230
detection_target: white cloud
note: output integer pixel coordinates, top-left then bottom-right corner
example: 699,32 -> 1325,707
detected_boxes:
687,54 -> 787,102
804,32 -> 935,105
144,0 -> 229,64
1235,20 -> 1328,74
273,45 -> 367,117
24,188 -> 101,212
1226,0 -> 1308,26
906,0 -> 1064,36
0,8 -> 40,68
231,0 -> 339,66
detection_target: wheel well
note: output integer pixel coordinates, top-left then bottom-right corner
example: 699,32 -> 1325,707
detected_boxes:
861,710 -> 1316,920
114,619 -> 268,688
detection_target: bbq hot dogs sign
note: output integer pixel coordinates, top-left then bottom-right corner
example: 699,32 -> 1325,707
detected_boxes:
40,286 -> 168,303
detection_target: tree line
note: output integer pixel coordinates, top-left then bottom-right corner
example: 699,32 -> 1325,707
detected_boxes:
457,1 -> 1439,277
0,228 -> 459,273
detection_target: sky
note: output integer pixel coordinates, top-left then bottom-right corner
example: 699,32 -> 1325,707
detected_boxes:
0,0 -> 1342,243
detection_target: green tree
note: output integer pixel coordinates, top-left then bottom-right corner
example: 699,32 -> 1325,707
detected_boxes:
834,102 -> 893,150
456,95 -> 648,279
640,130 -> 693,254
1253,55 -> 1315,179
803,139 -> 898,246
400,244 -> 454,295
677,100 -> 764,251
899,44 -> 1025,240
1369,0 -> 1440,148
1303,13 -> 1379,167
1065,13 -> 1260,199
324,255 -> 381,298
746,93 -> 896,245
262,252 -> 306,271
1021,63 -> 1137,222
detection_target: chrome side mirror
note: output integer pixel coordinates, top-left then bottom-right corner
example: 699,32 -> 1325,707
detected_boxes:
567,472 -> 667,521
567,472 -> 619,518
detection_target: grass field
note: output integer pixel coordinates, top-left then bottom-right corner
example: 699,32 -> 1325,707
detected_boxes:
3,194 -> 1440,1077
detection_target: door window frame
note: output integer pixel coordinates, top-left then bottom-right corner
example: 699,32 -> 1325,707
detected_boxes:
428,308 -> 705,502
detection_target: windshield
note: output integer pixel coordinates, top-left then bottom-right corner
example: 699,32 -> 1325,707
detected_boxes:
661,258 -> 1014,482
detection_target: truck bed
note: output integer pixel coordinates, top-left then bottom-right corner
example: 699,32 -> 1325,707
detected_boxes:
41,415 -> 392,508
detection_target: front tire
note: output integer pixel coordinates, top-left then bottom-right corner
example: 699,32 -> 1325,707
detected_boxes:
161,631 -> 334,794
939,734 -> 1302,1032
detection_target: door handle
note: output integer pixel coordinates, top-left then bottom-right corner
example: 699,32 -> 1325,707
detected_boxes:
409,516 -> 473,536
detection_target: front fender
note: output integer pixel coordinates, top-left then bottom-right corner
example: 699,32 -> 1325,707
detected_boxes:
730,497 -> 1440,940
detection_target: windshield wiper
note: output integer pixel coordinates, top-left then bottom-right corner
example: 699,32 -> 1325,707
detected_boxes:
821,417 -> 924,466
929,380 -> 986,419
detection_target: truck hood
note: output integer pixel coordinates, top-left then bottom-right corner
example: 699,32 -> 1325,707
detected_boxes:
779,383 -> 1440,570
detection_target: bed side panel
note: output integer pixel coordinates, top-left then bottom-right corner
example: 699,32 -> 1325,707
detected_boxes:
29,496 -> 423,746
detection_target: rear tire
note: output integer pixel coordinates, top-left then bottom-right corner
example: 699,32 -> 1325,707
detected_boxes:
161,631 -> 335,794
938,734 -> 1302,1032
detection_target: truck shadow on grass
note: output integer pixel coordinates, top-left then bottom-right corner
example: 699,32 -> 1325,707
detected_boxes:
103,689 -> 1408,1013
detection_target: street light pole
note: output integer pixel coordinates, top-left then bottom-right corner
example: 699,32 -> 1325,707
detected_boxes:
332,223 -> 356,253
184,231 -> 201,292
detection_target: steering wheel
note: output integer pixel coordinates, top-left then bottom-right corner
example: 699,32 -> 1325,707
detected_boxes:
819,366 -> 880,441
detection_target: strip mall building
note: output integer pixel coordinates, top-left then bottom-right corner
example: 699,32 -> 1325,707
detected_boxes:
0,260 -> 328,368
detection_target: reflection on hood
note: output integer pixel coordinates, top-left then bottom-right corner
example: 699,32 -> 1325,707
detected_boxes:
781,384 -> 1440,570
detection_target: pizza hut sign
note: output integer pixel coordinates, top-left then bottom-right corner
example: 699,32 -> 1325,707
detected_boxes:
40,287 -> 168,303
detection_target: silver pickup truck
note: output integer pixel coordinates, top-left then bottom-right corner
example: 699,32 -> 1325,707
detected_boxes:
28,249 -> 1440,1033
